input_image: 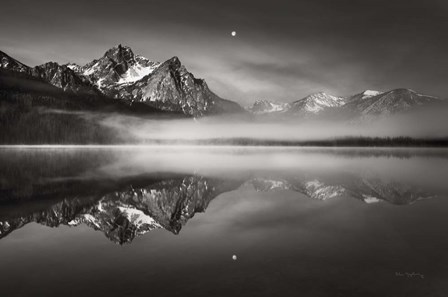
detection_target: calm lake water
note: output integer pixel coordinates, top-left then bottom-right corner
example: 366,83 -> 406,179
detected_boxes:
0,147 -> 447,297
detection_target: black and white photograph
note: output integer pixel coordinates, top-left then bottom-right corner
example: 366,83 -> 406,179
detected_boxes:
1,0 -> 448,296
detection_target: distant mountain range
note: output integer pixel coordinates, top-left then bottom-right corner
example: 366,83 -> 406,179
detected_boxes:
247,89 -> 443,117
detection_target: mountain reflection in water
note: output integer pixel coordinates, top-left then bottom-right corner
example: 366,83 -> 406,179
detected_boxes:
1,147 -> 447,244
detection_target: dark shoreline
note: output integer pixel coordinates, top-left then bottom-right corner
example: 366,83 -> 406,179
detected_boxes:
2,137 -> 448,147
137,137 -> 448,147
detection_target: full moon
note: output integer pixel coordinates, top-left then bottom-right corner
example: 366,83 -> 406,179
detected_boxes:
231,31 -> 236,37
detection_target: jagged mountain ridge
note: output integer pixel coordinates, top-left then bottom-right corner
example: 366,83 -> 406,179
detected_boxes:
115,56 -> 241,116
76,44 -> 161,89
0,51 -> 101,95
0,45 -> 243,117
0,51 -> 29,73
289,92 -> 345,114
31,62 -> 101,95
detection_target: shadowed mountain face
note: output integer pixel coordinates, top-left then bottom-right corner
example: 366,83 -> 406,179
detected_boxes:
31,62 -> 100,95
0,51 -> 29,73
343,88 -> 441,116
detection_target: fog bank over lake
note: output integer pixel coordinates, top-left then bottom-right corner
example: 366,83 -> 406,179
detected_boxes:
96,106 -> 448,142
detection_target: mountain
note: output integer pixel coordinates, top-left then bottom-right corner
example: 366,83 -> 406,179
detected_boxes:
65,45 -> 242,116
0,45 -> 244,143
0,60 -> 174,144
0,45 -> 243,117
72,44 -> 161,92
0,51 -> 30,74
343,88 -> 441,116
345,90 -> 383,103
246,92 -> 345,116
31,62 -> 100,95
116,55 -> 242,116
1,51 -> 98,95
246,89 -> 443,118
289,92 -> 345,114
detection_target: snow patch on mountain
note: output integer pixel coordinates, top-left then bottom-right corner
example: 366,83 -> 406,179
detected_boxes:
65,63 -> 81,72
81,214 -> 101,228
117,58 -> 160,85
117,206 -> 162,228
362,194 -> 381,204
304,179 -> 345,200
361,90 -> 382,99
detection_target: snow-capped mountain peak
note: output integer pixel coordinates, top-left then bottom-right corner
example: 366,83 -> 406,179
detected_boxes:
247,92 -> 348,115
77,44 -> 161,91
289,91 -> 345,114
344,88 -> 441,116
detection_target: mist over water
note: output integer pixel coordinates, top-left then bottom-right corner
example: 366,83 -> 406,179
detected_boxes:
94,106 -> 448,142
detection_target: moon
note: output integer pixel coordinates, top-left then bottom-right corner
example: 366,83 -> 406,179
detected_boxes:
231,31 -> 236,37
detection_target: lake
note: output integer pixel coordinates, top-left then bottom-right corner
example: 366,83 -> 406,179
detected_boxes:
0,146 -> 447,297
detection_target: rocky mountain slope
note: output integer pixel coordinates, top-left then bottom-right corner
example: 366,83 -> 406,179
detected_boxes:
289,92 -> 345,114
0,51 -> 30,73
343,88 -> 441,116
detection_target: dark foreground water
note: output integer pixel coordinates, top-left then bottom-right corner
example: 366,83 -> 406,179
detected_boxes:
0,146 -> 447,297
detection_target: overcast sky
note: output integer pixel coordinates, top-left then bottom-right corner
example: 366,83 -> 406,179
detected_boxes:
1,0 -> 447,105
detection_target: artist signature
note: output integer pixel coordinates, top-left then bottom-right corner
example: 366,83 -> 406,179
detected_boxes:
395,272 -> 425,279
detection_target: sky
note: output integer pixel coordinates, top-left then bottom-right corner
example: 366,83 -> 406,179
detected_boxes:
1,0 -> 447,106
